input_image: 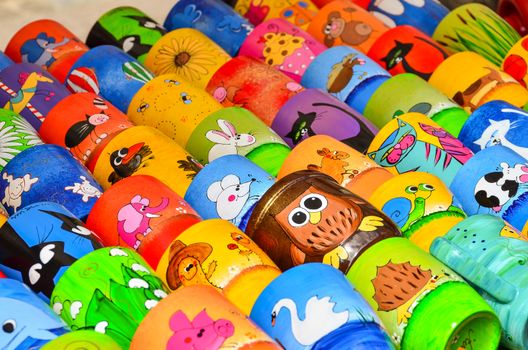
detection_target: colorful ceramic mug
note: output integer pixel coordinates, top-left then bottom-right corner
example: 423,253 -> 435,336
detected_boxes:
4,19 -> 88,82
231,0 -> 318,29
184,155 -> 275,230
89,125 -> 202,196
127,74 -> 223,147
368,172 -> 466,251
458,100 -> 528,159
307,0 -> 388,52
0,108 -> 43,172
186,107 -> 290,176
86,6 -> 166,63
502,36 -> 528,87
0,63 -> 70,130
155,219 -> 279,303
86,174 -> 200,255
432,3 -> 520,66
246,170 -> 401,273
206,55 -> 303,126
164,0 -> 253,56
0,278 -> 68,349
366,0 -> 448,36
346,236 -> 501,349
363,73 -> 470,136
41,330 -> 123,350
367,112 -> 473,186
0,202 -> 102,300
0,144 -> 103,219
271,88 -> 378,152
366,26 -> 449,81
144,28 -> 230,89
130,285 -> 282,349
238,18 -> 325,82
39,92 -> 132,163
301,45 -> 390,113
251,263 -> 394,349
66,45 -> 154,113
50,247 -> 169,349
429,51 -> 528,113
430,214 -> 528,349
449,145 -> 528,232
277,135 -> 393,199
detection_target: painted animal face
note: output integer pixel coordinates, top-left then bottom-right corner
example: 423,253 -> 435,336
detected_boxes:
286,111 -> 317,145
168,310 -> 234,350
108,143 -> 152,184
88,113 -> 109,125
382,41 -> 412,69
178,256 -> 199,282
368,120 -> 417,167
274,187 -> 361,254
207,175 -> 254,222
0,297 -> 64,349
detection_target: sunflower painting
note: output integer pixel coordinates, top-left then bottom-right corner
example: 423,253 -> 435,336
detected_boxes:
145,28 -> 230,89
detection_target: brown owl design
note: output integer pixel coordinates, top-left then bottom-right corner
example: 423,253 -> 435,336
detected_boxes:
246,170 -> 401,273
274,186 -> 362,266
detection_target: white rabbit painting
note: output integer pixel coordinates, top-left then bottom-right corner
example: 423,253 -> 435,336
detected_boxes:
206,119 -> 256,162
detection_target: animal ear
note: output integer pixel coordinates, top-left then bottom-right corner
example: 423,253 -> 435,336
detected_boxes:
221,174 -> 240,188
218,119 -> 237,136
169,310 -> 192,331
192,309 -> 214,328
22,174 -> 33,190
206,130 -> 231,144
131,195 -> 142,203
207,181 -> 224,202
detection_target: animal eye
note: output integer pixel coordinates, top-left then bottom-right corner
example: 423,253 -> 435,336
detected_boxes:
288,207 -> 310,227
117,148 -> 128,157
419,183 -> 434,191
39,244 -> 56,264
137,102 -> 149,113
2,320 -> 15,333
113,157 -> 122,166
185,263 -> 193,272
323,25 -> 331,35
300,193 -> 327,212
144,21 -> 156,28
122,37 -> 136,52
405,186 -> 418,194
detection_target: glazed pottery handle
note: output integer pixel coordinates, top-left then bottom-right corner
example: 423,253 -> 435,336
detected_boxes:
430,237 -> 517,304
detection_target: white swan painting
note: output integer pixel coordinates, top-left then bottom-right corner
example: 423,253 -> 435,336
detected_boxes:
270,295 -> 349,346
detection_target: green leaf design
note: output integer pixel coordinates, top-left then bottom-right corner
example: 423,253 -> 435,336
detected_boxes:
85,289 -> 138,348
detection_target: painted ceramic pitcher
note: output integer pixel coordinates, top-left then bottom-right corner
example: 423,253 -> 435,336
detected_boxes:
430,214 -> 528,350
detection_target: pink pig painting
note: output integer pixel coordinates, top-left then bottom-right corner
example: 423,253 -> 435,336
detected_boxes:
166,309 -> 235,350
117,194 -> 169,249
